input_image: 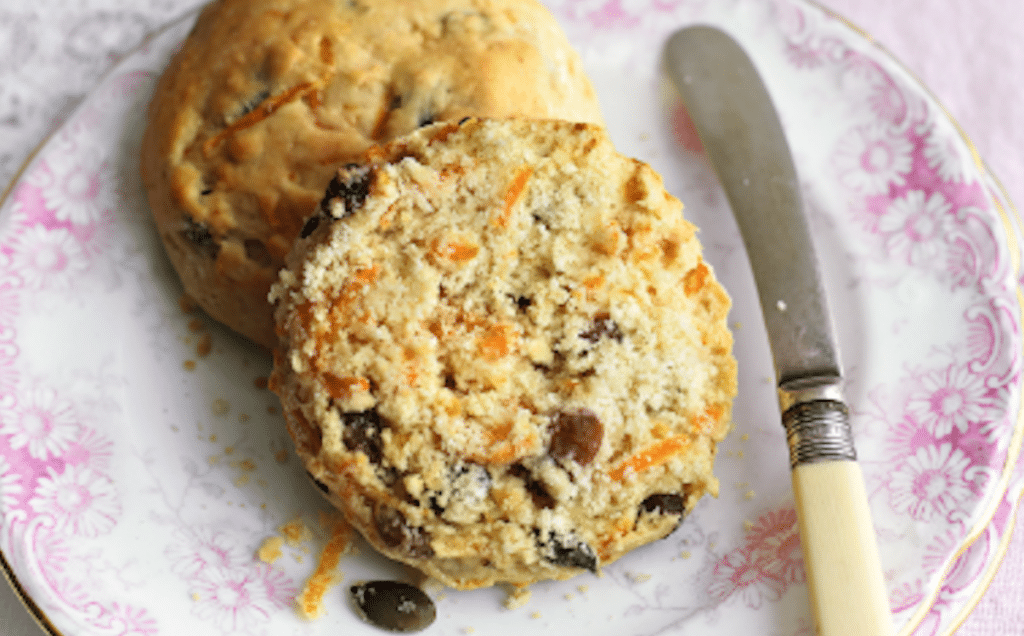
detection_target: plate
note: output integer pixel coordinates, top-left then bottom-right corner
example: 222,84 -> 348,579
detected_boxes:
2,1 -> 1023,635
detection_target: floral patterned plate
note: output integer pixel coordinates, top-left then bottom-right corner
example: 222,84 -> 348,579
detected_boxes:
2,1 -> 1022,635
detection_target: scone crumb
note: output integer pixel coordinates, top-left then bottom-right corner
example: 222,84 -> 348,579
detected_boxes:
196,333 -> 213,357
254,376 -> 269,390
190,592 -> 201,602
212,398 -> 230,416
680,550 -> 692,559
280,517 -> 313,547
743,520 -> 754,532
576,584 -> 589,593
461,628 -> 476,634
182,360 -> 196,371
188,318 -> 205,332
257,536 -> 284,564
530,611 -> 542,619
502,584 -> 532,610
239,413 -> 250,423
744,490 -> 756,500
274,449 -> 289,463
294,514 -> 354,620
627,572 -> 652,584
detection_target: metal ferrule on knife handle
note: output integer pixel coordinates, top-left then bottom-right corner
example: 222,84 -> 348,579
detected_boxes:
779,383 -> 857,468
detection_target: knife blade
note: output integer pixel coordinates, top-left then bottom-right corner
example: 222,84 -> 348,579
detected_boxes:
664,25 -> 894,636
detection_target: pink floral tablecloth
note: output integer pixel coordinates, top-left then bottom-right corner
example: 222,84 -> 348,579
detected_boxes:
1,1 -> 1021,635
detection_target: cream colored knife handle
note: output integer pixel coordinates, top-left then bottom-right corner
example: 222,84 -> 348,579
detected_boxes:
792,460 -> 894,636
782,392 -> 894,636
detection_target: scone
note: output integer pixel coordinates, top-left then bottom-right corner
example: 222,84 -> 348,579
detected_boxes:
140,0 -> 604,349
269,118 -> 737,590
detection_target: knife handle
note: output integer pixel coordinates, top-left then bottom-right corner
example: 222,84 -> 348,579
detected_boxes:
785,400 -> 894,636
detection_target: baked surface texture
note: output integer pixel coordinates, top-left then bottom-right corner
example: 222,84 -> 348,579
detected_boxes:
269,118 -> 737,590
140,0 -> 604,348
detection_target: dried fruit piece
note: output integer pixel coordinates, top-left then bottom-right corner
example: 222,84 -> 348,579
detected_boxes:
350,580 -> 436,633
244,238 -> 272,267
537,530 -> 597,572
181,216 -> 219,258
579,313 -> 623,344
508,464 -> 555,510
299,213 -> 322,239
374,504 -> 435,558
320,163 -> 374,217
306,471 -> 331,494
549,409 -> 603,467
341,409 -> 385,465
640,493 -> 686,516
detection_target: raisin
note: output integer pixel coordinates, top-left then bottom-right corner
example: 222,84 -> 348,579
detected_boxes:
319,164 -> 373,217
579,313 -> 623,344
180,216 -> 219,258
640,493 -> 686,516
373,504 -> 434,558
389,94 -> 403,110
350,580 -> 436,633
417,112 -> 435,127
341,409 -> 385,465
299,214 -> 321,238
306,471 -> 330,494
508,464 -> 555,509
238,88 -> 271,118
638,493 -> 687,537
549,409 -> 603,467
513,295 -> 532,311
243,238 -> 272,267
537,530 -> 597,572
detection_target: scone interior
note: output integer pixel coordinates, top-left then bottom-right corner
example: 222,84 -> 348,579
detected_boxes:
270,118 -> 737,590
140,0 -> 604,349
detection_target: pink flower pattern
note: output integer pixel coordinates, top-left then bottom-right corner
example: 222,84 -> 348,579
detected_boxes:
877,190 -> 951,265
709,506 -> 805,608
888,444 -> 974,522
29,464 -> 121,537
906,365 -> 992,438
0,455 -> 22,512
1,383 -> 79,461
834,122 -> 913,195
165,528 -> 297,633
189,564 -> 295,633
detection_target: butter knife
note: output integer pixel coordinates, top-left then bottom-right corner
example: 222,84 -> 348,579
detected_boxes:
664,25 -> 893,636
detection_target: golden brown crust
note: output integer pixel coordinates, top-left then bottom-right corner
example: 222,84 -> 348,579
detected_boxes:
140,0 -> 604,347
270,119 -> 737,590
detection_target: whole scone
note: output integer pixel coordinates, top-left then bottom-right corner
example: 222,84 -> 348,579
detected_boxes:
269,118 -> 737,590
140,0 -> 604,348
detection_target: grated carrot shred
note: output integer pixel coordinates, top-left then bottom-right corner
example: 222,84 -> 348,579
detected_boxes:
322,374 -> 369,399
683,262 -> 709,296
494,166 -> 533,228
204,81 -> 321,155
478,323 -> 515,360
608,435 -> 692,481
295,516 -> 354,620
